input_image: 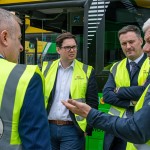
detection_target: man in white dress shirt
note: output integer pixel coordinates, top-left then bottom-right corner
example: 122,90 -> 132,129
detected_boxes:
42,32 -> 98,150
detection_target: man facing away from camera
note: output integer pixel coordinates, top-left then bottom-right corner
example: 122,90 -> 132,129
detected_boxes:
0,8 -> 51,150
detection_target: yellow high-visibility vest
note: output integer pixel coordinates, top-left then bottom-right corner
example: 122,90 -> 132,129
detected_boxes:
0,59 -> 44,150
126,84 -> 150,150
108,58 -> 149,117
42,59 -> 93,131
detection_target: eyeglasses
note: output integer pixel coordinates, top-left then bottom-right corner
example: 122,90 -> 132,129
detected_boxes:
60,45 -> 78,52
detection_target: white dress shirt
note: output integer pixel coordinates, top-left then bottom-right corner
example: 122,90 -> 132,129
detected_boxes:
0,54 -> 4,58
128,53 -> 144,71
48,61 -> 74,121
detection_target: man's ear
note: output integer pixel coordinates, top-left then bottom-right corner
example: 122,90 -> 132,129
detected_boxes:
140,37 -> 143,46
57,47 -> 61,54
0,30 -> 9,46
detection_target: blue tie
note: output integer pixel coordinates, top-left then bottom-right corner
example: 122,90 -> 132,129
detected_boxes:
130,61 -> 137,78
126,62 -> 137,117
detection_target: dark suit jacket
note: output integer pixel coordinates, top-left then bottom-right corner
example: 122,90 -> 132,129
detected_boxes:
19,73 -> 51,149
103,53 -> 150,108
102,53 -> 150,149
47,67 -> 98,136
87,92 -> 150,144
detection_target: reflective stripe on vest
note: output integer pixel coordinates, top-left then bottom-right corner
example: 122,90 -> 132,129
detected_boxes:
43,61 -> 53,77
126,85 -> 150,150
42,60 -> 59,107
109,106 -> 120,116
42,59 -> 92,132
108,58 -> 149,117
109,59 -> 128,117
0,59 -> 42,150
126,142 -> 150,150
0,64 -> 25,150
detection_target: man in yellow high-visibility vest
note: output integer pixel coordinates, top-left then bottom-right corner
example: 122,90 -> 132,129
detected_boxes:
42,32 -> 98,150
103,25 -> 150,150
0,8 -> 51,150
62,18 -> 150,150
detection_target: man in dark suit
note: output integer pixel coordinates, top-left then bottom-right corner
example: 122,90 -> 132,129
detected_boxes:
102,25 -> 150,150
0,8 -> 51,150
63,18 -> 150,150
42,32 -> 98,150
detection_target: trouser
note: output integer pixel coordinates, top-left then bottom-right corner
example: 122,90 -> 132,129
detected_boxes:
103,132 -> 126,150
49,123 -> 85,150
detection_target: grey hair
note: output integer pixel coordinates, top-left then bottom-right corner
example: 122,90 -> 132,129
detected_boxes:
0,8 -> 22,36
142,18 -> 150,33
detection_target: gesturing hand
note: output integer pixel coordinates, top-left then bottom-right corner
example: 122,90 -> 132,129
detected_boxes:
62,99 -> 92,118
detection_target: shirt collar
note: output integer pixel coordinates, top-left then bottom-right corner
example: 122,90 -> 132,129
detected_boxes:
59,60 -> 75,69
0,54 -> 4,58
128,53 -> 144,64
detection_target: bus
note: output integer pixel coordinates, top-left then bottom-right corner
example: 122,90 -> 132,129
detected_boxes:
25,18 -> 58,66
0,0 -> 150,149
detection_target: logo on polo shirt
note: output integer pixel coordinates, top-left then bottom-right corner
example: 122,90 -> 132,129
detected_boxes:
0,117 -> 4,139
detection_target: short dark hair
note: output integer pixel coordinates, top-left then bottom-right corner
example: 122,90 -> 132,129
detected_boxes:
118,25 -> 141,38
56,32 -> 77,47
